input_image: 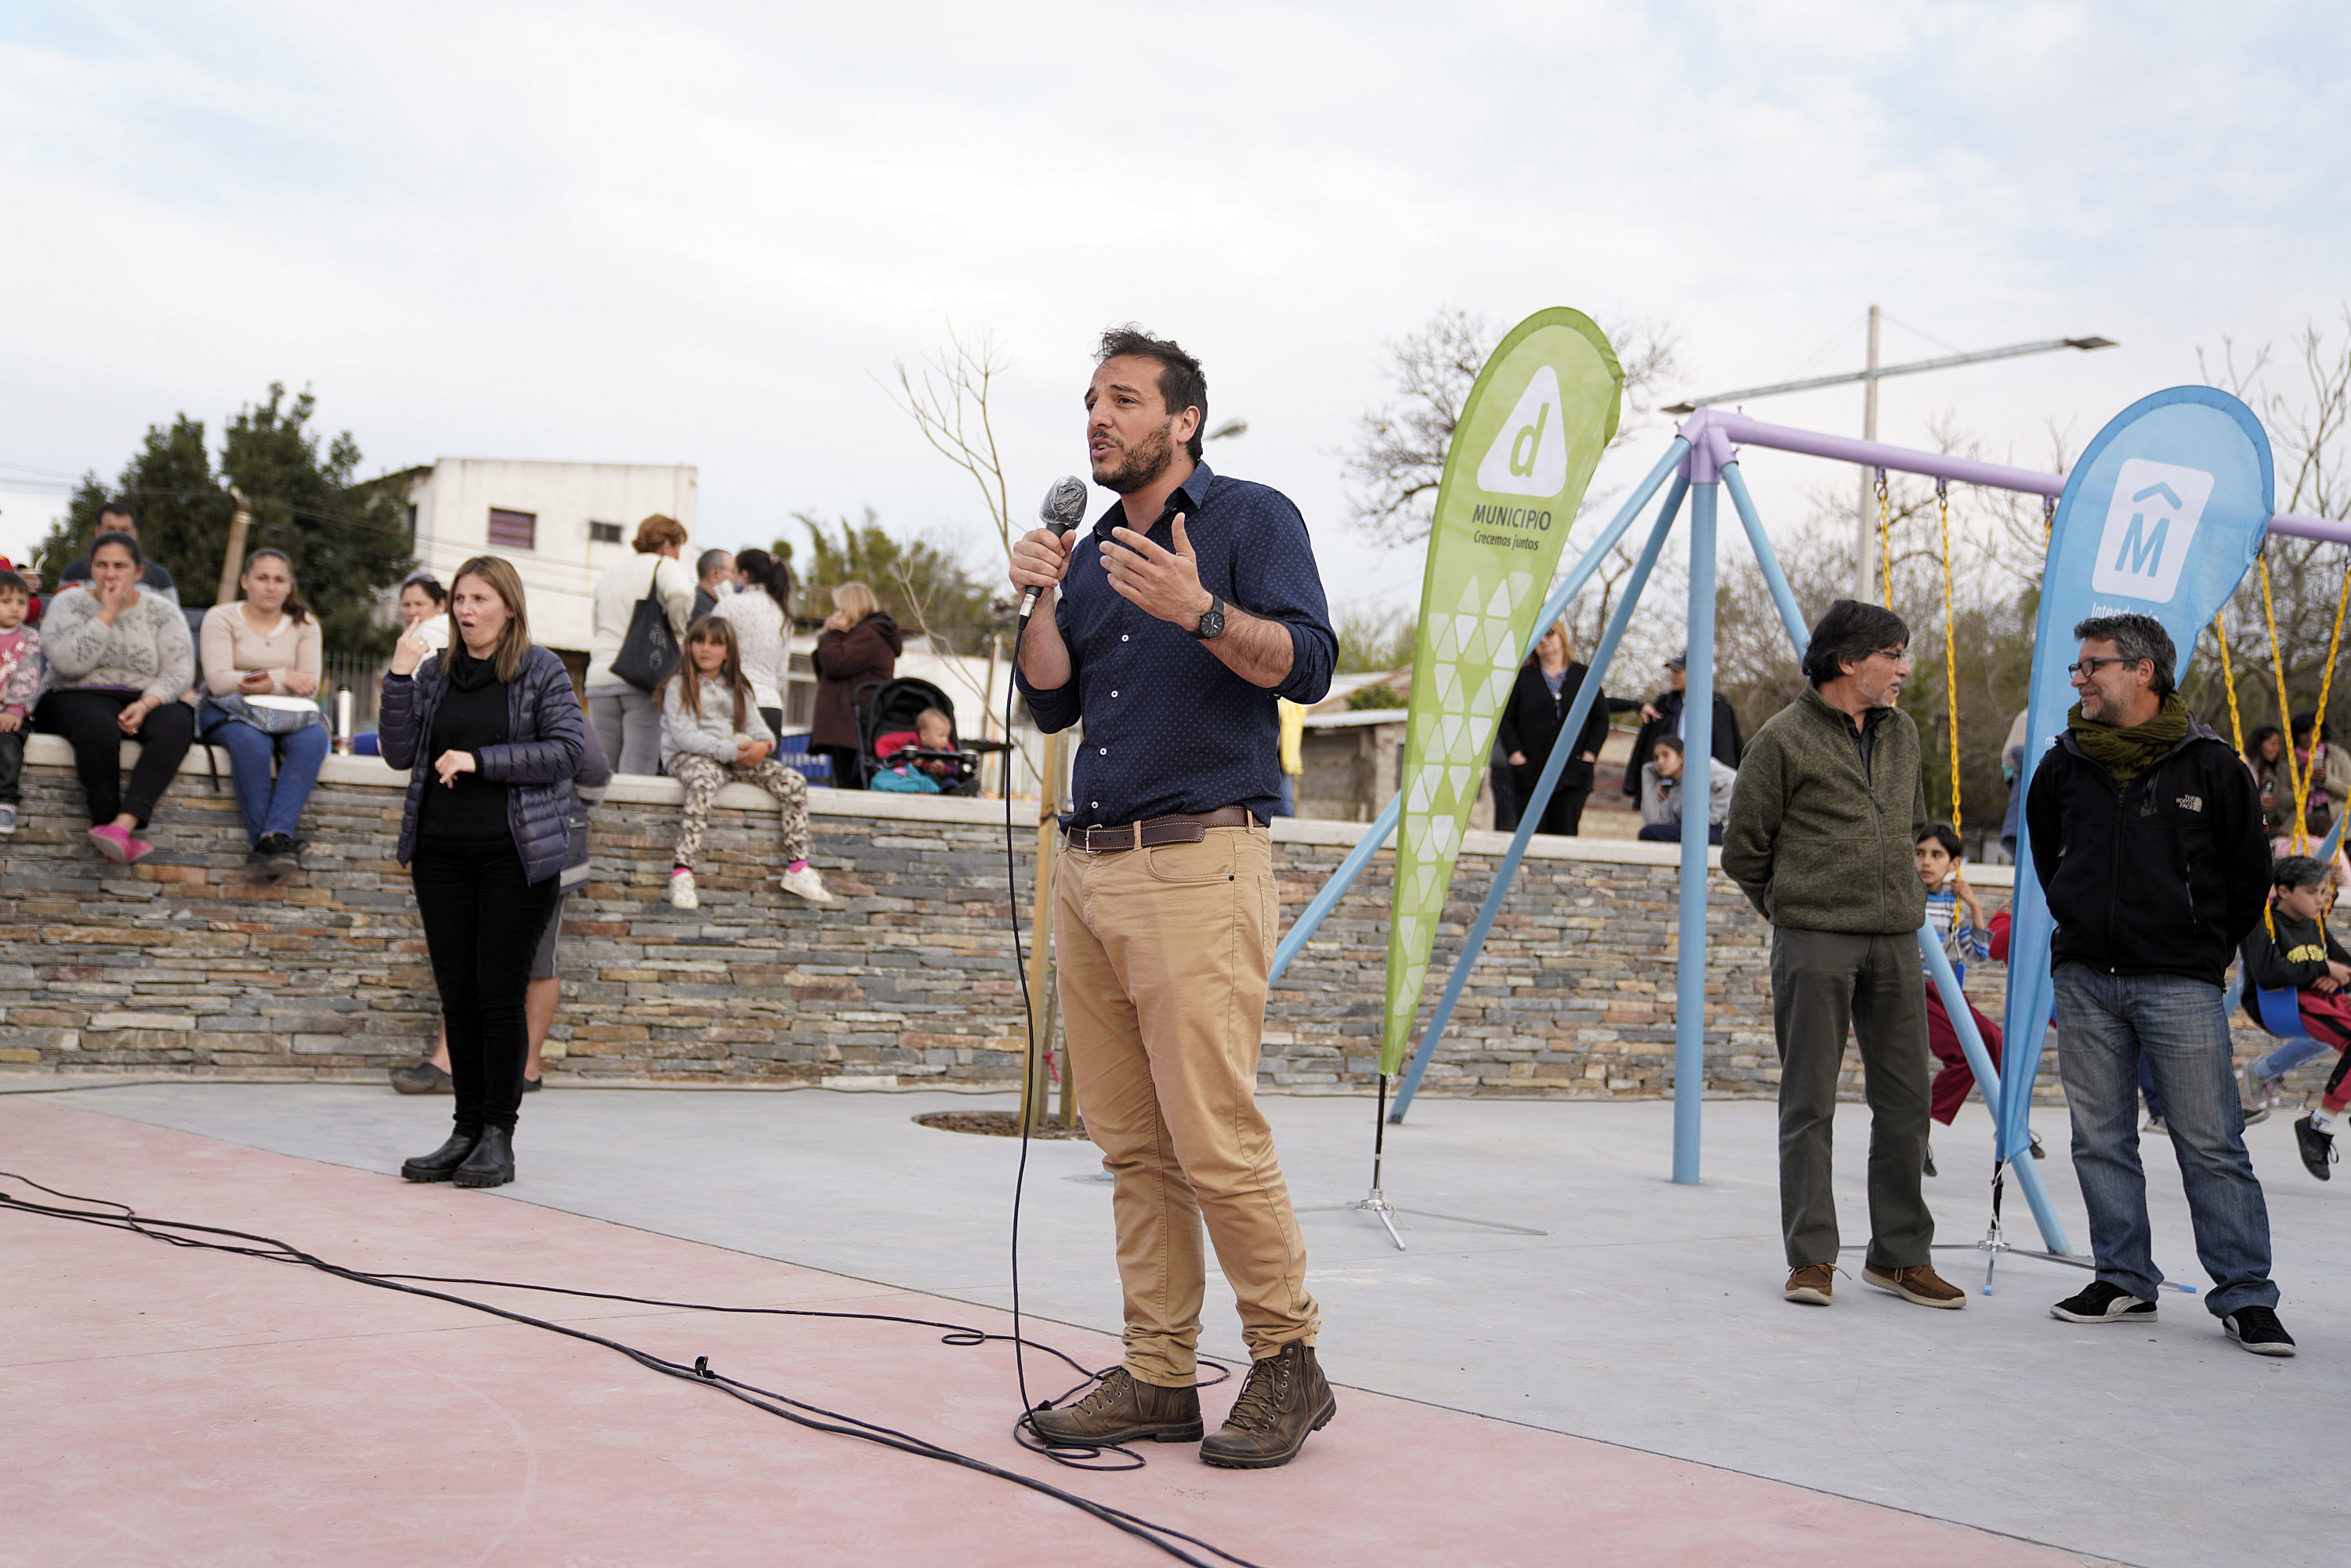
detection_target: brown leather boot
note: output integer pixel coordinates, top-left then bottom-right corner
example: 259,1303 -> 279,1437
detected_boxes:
1199,1342 -> 1335,1469
1026,1367 -> 1203,1448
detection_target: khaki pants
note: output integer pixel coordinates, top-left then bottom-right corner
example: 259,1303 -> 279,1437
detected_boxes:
1054,823 -> 1318,1386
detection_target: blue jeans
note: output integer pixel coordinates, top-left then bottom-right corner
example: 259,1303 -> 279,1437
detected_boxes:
2052,964 -> 2277,1316
212,719 -> 329,845
2251,1034 -> 2331,1082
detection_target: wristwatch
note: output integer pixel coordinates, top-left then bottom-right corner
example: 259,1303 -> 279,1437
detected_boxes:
1191,594 -> 1226,641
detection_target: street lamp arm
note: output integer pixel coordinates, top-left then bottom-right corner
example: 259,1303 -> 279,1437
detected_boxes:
1661,336 -> 2116,415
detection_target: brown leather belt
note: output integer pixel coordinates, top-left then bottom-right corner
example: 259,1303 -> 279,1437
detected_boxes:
1066,806 -> 1255,853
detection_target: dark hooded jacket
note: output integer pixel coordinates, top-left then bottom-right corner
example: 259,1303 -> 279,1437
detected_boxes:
382,644 -> 585,885
2025,712 -> 2270,987
810,612 -> 902,751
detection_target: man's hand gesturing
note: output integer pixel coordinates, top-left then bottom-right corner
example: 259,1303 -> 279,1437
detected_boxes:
1103,515 -> 1213,628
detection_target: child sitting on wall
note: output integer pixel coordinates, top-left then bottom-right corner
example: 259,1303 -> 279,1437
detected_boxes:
2236,855 -> 2351,1179
0,570 -> 43,835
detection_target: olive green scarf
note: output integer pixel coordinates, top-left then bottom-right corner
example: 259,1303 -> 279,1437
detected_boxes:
2068,692 -> 2190,790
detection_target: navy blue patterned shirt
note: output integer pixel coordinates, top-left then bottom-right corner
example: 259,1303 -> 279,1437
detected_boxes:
1016,461 -> 1335,828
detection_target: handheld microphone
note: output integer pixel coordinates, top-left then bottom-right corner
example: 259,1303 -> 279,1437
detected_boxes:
1016,475 -> 1092,628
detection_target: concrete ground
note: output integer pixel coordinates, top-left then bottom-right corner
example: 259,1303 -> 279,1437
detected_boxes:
7,1081 -> 2344,1566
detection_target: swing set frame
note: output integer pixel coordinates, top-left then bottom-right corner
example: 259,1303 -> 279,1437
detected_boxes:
1276,404 -> 2351,1260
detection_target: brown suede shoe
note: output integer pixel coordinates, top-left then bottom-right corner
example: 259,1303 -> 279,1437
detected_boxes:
1784,1264 -> 1838,1305
1026,1367 -> 1203,1448
1198,1342 -> 1335,1470
1863,1262 -> 1967,1309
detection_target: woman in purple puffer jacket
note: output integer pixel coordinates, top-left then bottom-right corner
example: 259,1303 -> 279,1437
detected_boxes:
380,556 -> 584,1190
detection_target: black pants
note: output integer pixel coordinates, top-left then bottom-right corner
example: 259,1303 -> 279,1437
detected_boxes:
813,744 -> 863,789
0,726 -> 22,804
1509,762 -> 1590,836
35,689 -> 196,827
410,836 -> 560,1132
1488,762 -> 1520,832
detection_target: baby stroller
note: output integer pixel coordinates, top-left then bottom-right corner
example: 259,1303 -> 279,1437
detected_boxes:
849,676 -> 1005,797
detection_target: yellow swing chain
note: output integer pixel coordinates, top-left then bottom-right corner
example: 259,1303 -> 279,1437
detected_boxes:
2215,611 -> 2275,940
2302,549 -> 2351,847
1936,480 -> 1964,849
2258,553 -> 2313,855
1876,470 -> 1895,606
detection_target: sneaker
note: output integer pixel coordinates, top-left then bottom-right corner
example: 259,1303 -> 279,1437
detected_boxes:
1863,1262 -> 1967,1309
2222,1305 -> 2297,1357
1025,1367 -> 1204,1449
1198,1342 -> 1335,1470
0,803 -> 16,834
88,823 -> 153,864
667,867 -> 699,910
2293,1114 -> 2337,1182
2029,1129 -> 2047,1160
2051,1280 -> 2157,1324
253,832 -> 302,882
2241,1064 -> 2283,1126
780,864 -> 835,904
388,1059 -> 454,1095
1784,1263 -> 1838,1305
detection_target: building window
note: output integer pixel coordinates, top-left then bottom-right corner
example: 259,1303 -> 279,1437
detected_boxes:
487,508 -> 537,550
589,520 -> 622,545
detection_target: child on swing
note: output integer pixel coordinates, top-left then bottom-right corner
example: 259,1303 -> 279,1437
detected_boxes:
2237,856 -> 2351,1176
1914,824 -> 2026,1174
659,617 -> 834,911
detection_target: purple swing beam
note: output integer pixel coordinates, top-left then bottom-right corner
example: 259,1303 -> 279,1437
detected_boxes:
1679,407 -> 2351,545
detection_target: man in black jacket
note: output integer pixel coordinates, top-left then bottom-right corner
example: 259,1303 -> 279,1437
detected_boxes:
1619,650 -> 1741,802
2025,612 -> 2289,1354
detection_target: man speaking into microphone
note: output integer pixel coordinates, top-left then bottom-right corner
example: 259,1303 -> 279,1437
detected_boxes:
1012,325 -> 1338,1468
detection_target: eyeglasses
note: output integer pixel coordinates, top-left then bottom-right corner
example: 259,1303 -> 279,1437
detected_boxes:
2063,656 -> 2142,678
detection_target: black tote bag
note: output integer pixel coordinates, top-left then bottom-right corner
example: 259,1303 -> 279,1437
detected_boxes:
610,570 -> 681,693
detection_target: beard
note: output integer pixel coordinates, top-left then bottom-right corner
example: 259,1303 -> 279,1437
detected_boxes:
1092,421 -> 1176,494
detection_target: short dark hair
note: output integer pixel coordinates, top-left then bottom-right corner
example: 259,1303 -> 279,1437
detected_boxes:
91,529 -> 144,567
734,547 -> 792,613
1096,324 -> 1208,462
1802,599 -> 1910,688
1653,734 -> 1686,756
697,547 -> 734,580
2291,711 -> 2320,739
96,501 -> 137,527
400,572 -> 448,606
2071,613 -> 2175,697
1917,822 -> 1962,858
0,570 -> 26,599
2273,855 -> 2332,891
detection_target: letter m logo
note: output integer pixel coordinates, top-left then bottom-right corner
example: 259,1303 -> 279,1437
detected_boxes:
2090,458 -> 2213,603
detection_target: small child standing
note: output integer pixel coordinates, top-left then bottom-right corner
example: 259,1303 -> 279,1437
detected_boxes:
1915,824 -> 2007,1171
2237,856 -> 2351,1179
658,617 -> 833,911
0,570 -> 44,834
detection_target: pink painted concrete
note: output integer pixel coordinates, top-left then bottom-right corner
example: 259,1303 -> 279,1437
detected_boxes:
0,1100 -> 2078,1567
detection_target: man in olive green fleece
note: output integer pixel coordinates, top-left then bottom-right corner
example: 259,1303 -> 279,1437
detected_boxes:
1724,599 -> 1964,1311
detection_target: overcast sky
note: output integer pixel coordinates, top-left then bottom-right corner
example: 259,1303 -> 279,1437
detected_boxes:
4,1 -> 2346,618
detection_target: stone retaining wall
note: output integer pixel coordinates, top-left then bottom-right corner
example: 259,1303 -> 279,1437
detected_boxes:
0,737 -> 2288,1101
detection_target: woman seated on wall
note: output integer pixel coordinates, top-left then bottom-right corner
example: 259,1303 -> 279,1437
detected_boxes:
34,530 -> 197,864
199,547 -> 328,882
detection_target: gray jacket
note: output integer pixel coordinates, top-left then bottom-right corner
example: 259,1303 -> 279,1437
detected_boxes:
1639,756 -> 1737,830
381,645 -> 585,884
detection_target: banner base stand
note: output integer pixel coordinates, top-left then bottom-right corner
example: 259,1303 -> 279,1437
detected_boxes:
1295,1075 -> 1549,1252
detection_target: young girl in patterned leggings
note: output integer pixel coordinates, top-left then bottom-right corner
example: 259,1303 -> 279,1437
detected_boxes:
659,617 -> 834,911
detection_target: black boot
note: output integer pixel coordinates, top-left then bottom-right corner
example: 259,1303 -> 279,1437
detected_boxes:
400,1126 -> 481,1182
452,1125 -> 516,1188
1199,1342 -> 1335,1469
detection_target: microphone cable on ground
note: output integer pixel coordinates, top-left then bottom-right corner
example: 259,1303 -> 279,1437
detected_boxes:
0,1170 -> 1266,1568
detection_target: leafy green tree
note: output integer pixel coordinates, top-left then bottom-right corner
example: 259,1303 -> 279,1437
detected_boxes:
34,386 -> 411,659
1331,603 -> 1417,672
781,509 -> 1006,653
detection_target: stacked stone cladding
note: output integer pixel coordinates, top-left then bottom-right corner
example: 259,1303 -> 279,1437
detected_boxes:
2,739 -> 2288,1103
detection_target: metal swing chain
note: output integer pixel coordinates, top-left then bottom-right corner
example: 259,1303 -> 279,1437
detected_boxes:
2257,553 -> 2313,855
2302,549 -> 2351,852
2214,611 -> 2277,941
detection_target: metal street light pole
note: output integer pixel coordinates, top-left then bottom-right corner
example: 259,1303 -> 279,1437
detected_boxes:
1661,316 -> 2117,601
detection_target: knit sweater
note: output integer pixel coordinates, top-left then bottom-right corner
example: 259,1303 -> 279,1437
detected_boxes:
712,589 -> 789,712
38,585 -> 194,704
0,624 -> 42,718
1722,685 -> 1929,935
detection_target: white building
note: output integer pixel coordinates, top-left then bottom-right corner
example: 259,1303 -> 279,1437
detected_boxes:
395,458 -> 700,659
